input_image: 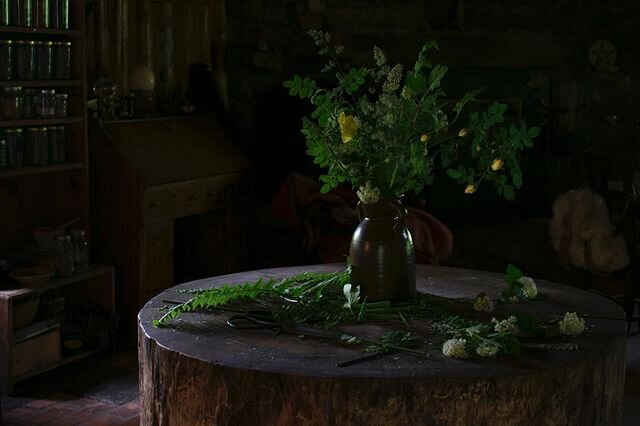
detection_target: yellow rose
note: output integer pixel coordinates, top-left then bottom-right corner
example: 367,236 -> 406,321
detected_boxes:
338,112 -> 359,143
420,134 -> 430,143
464,184 -> 476,194
491,158 -> 504,171
458,128 -> 469,137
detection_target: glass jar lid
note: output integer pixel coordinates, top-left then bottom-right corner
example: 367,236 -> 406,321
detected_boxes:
2,86 -> 23,92
0,40 -> 13,45
41,89 -> 56,94
55,93 -> 69,98
5,128 -> 23,133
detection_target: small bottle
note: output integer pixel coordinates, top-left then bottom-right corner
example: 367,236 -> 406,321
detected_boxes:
48,125 -> 66,163
54,93 -> 67,117
70,229 -> 89,273
53,41 -> 71,79
54,234 -> 74,276
36,88 -> 55,117
1,86 -> 23,119
35,40 -> 53,80
23,88 -> 36,117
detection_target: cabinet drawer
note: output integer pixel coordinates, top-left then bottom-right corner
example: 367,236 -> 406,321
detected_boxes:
201,173 -> 252,210
144,181 -> 202,221
13,328 -> 61,377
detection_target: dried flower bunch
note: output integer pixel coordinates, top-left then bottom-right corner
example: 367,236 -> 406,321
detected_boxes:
284,31 -> 540,204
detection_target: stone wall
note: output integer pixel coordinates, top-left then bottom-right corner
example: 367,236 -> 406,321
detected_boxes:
222,0 -> 640,210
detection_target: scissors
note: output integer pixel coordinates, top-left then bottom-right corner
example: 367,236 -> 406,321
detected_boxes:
226,310 -> 280,330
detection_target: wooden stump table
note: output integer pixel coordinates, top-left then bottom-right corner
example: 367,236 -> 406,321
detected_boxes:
138,265 -> 627,425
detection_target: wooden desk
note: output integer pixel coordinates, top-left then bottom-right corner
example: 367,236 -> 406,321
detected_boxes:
138,265 -> 626,425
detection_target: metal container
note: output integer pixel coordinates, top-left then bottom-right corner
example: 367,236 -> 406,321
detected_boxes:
15,40 -> 35,80
0,40 -> 13,80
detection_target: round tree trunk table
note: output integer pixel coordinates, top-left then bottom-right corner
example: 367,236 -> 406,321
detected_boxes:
138,265 -> 627,425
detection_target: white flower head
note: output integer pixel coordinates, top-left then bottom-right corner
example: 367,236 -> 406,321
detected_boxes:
476,342 -> 500,358
342,283 -> 360,309
473,294 -> 494,313
442,338 -> 469,359
492,316 -> 519,335
373,46 -> 387,66
357,182 -> 381,204
383,64 -> 403,93
559,312 -> 585,336
518,276 -> 538,299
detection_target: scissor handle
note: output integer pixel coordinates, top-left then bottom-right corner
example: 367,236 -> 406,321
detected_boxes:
227,311 -> 277,330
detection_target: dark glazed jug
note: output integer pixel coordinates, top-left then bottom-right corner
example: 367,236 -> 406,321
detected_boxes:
349,197 -> 416,302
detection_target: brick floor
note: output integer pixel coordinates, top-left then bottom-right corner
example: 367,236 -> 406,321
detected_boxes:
1,349 -> 139,426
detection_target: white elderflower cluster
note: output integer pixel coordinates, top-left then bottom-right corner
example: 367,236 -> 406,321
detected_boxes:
559,312 -> 586,336
492,316 -> 519,335
334,45 -> 345,55
357,182 -> 381,204
473,294 -> 494,313
476,342 -> 500,358
373,45 -> 387,66
307,30 -> 326,46
442,338 -> 468,359
383,64 -> 403,93
518,276 -> 538,299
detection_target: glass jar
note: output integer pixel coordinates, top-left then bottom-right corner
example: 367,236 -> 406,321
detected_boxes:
69,229 -> 89,273
0,40 -> 13,80
1,86 -> 23,119
35,40 -> 52,80
15,40 -> 35,80
34,0 -> 49,28
36,88 -> 55,117
4,128 -> 24,168
22,87 -> 36,117
24,127 -> 48,165
1,0 -> 9,25
49,0 -> 68,29
54,92 -> 67,117
54,234 -> 74,277
54,41 -> 71,79
0,139 -> 7,171
48,125 -> 65,162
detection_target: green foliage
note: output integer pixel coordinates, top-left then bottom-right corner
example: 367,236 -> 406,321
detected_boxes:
283,32 -> 541,201
364,331 -> 417,353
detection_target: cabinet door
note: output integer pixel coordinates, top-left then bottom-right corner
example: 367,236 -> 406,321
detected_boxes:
139,223 -> 174,305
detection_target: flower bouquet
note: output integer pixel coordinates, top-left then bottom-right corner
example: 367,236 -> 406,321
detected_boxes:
284,31 -> 540,300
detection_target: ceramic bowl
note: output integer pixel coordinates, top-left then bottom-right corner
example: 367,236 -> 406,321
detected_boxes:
9,266 -> 56,288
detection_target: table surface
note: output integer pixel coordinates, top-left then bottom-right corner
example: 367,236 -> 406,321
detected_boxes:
138,264 -> 626,380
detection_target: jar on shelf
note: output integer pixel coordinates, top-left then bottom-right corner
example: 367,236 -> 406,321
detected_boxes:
36,88 -> 55,117
35,40 -> 53,80
1,86 -> 23,119
15,40 -> 35,80
69,229 -> 89,273
54,41 -> 71,79
4,128 -> 24,168
54,92 -> 68,117
34,0 -> 49,28
8,0 -> 32,26
48,125 -> 66,163
50,0 -> 69,29
22,88 -> 36,117
54,234 -> 74,277
1,0 -> 9,26
24,127 -> 48,165
0,139 -> 7,171
0,40 -> 13,80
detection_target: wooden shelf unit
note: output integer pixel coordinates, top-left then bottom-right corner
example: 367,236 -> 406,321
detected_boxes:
0,163 -> 83,179
0,2 -> 113,393
0,266 -> 115,393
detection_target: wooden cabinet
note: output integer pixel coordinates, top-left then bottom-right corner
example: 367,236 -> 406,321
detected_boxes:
90,116 -> 252,339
